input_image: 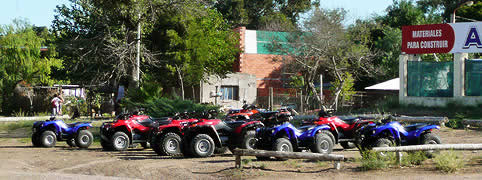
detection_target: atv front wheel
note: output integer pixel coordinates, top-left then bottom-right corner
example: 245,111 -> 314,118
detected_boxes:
75,130 -> 93,149
273,138 -> 293,160
111,131 -> 130,151
67,138 -> 76,147
40,130 -> 57,148
241,130 -> 256,150
31,133 -> 41,147
190,134 -> 215,158
373,138 -> 393,157
311,133 -> 333,154
158,132 -> 182,156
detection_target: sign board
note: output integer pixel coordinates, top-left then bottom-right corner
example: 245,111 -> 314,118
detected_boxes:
402,22 -> 482,54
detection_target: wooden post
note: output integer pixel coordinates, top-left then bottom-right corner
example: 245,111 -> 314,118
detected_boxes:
333,162 -> 341,170
269,87 -> 273,111
396,151 -> 402,166
235,155 -> 241,169
300,90 -> 303,113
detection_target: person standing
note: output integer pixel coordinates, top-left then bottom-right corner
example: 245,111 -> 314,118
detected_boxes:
51,94 -> 62,116
58,93 -> 64,115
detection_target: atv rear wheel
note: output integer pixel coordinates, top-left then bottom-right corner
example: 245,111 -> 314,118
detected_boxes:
40,130 -> 56,148
158,132 -> 182,156
75,130 -> 93,149
190,134 -> 215,158
111,131 -> 130,151
320,130 -> 336,146
241,130 -> 256,150
311,133 -> 333,154
67,138 -> 76,147
31,133 -> 41,147
273,138 -> 293,160
421,133 -> 441,157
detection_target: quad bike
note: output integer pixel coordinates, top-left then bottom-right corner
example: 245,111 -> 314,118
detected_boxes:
149,112 -> 202,156
179,111 -> 264,158
31,117 -> 93,148
302,110 -> 375,149
226,104 -> 262,120
355,116 -> 441,156
100,111 -> 162,151
254,111 -> 334,160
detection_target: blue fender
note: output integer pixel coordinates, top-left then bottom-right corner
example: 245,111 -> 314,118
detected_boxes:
71,123 -> 93,133
309,125 -> 331,137
373,125 -> 398,140
42,121 -> 62,135
272,123 -> 296,140
415,125 -> 440,137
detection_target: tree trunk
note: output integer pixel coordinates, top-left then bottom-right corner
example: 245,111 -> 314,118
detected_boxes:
175,65 -> 184,100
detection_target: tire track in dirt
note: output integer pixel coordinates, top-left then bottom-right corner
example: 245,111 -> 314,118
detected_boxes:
53,159 -> 119,173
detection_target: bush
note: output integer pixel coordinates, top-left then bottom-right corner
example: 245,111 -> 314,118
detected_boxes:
359,151 -> 393,170
433,151 -> 465,173
401,151 -> 428,166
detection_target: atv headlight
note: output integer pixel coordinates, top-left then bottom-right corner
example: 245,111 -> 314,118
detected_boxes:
372,130 -> 376,134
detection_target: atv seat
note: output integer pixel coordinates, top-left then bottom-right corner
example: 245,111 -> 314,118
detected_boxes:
137,118 -> 154,127
339,117 -> 359,125
67,122 -> 82,128
297,125 -> 314,133
214,121 -> 234,132
403,123 -> 427,132
260,111 -> 278,119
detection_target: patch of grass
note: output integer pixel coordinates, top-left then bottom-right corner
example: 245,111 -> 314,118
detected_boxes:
258,163 -> 267,170
359,151 -> 394,171
433,151 -> 465,173
0,121 -> 36,131
401,151 -> 428,166
316,160 -> 328,167
241,159 -> 252,167
283,159 -> 302,168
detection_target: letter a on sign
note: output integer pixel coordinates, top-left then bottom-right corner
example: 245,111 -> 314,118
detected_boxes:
463,27 -> 482,49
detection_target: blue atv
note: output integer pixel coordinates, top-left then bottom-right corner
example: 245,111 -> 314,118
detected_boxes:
31,117 -> 93,148
356,117 -> 441,152
255,111 -> 335,160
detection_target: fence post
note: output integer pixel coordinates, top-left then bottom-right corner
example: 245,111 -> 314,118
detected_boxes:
235,155 -> 242,169
396,151 -> 402,166
300,90 -> 303,113
269,87 -> 273,111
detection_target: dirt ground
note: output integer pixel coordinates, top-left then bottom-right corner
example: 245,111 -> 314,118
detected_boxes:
0,127 -> 480,180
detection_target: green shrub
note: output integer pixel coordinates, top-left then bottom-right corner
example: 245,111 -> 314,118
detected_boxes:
359,151 -> 393,171
433,151 -> 465,173
401,151 -> 428,166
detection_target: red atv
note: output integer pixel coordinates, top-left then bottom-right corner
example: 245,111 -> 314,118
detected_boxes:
100,112 -> 160,151
226,104 -> 261,120
149,112 -> 200,156
303,110 -> 374,149
181,114 -> 264,157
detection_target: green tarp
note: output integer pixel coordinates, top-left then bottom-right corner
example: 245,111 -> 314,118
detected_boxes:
407,61 -> 453,97
465,60 -> 482,96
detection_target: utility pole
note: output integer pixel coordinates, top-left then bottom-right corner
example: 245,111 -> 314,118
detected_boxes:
134,12 -> 141,88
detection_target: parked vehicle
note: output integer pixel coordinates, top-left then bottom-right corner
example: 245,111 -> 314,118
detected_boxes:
255,110 -> 334,160
100,112 -> 160,151
226,104 -> 261,120
180,113 -> 264,158
303,110 -> 375,149
149,112 -> 201,156
31,117 -> 93,148
355,117 -> 441,152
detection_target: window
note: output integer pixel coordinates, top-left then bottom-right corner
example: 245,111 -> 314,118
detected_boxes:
220,86 -> 239,100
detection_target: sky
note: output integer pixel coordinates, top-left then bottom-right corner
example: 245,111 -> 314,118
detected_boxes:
0,0 -> 393,28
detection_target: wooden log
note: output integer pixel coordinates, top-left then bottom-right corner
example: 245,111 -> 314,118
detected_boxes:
232,149 -> 344,161
393,116 -> 448,126
372,144 -> 482,152
462,119 -> 482,127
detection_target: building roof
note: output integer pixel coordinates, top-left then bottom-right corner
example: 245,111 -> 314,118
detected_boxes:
365,78 -> 399,91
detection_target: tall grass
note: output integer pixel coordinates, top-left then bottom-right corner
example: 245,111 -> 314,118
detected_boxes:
433,151 -> 465,173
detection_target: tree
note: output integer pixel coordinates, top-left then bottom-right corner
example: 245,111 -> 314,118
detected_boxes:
417,0 -> 481,22
0,19 -> 63,114
150,3 -> 240,99
214,0 -> 318,29
269,8 -> 379,110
